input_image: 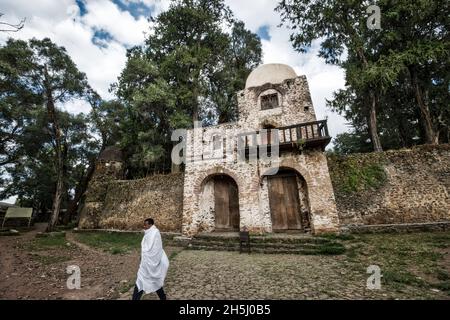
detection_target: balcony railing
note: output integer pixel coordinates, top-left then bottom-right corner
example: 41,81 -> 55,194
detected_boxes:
237,120 -> 331,158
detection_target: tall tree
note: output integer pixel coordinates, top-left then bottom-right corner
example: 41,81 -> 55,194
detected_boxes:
368,0 -> 449,144
113,0 -> 262,177
277,0 -> 384,151
277,0 -> 449,152
62,96 -> 124,224
0,38 -> 92,231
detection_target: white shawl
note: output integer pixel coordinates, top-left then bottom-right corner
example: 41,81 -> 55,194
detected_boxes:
135,225 -> 169,293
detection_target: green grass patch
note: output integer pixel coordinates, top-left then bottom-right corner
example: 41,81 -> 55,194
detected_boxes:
26,233 -> 67,251
33,254 -> 71,265
169,249 -> 182,260
316,243 -> 346,255
382,269 -> 427,287
74,231 -> 142,255
331,158 -> 387,194
118,281 -> 135,294
54,222 -> 78,231
436,269 -> 450,281
434,281 -> 450,294
320,233 -> 356,241
337,232 -> 450,295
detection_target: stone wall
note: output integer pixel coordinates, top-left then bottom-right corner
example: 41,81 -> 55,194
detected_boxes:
99,173 -> 184,231
79,144 -> 449,234
79,171 -> 184,232
78,160 -> 125,230
328,144 -> 450,227
180,74 -> 340,236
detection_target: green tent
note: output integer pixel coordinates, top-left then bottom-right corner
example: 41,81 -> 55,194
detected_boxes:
2,207 -> 33,228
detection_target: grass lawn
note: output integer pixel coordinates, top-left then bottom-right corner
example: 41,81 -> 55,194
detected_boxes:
73,231 -> 143,255
341,232 -> 450,296
68,230 -> 450,298
26,232 -> 68,251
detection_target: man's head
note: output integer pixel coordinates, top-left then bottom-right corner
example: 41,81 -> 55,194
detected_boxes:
144,218 -> 154,230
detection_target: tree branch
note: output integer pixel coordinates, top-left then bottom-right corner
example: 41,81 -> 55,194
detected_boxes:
0,13 -> 25,33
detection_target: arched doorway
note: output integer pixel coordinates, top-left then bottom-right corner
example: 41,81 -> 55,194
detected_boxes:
266,168 -> 310,232
213,175 -> 240,231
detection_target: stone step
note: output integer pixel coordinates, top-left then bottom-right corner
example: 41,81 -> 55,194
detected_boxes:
187,245 -> 345,255
188,239 -> 331,250
192,234 -> 332,245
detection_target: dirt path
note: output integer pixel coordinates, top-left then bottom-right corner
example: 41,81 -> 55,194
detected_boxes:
0,224 -> 139,300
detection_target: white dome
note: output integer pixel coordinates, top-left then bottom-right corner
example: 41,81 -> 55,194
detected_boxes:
245,63 -> 297,89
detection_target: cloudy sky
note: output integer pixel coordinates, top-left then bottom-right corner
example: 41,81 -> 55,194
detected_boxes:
1,0 -> 353,204
1,0 -> 351,134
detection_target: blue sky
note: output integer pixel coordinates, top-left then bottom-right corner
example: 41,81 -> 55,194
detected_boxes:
0,0 -> 349,203
257,25 -> 271,41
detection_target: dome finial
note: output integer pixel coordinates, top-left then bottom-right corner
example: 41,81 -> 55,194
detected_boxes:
245,63 -> 297,89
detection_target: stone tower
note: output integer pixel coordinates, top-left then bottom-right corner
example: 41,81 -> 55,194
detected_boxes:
78,146 -> 124,229
181,63 -> 340,236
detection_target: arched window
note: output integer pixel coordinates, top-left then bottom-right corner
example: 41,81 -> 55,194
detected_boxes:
260,93 -> 279,110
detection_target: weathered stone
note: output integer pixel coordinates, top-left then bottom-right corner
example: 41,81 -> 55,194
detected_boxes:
329,144 -> 450,227
78,64 -> 450,236
181,64 -> 339,236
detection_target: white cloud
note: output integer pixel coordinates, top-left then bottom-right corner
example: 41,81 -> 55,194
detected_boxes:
64,98 -> 92,114
0,0 -> 350,141
0,0 -> 146,102
83,0 -> 148,46
1,195 -> 17,205
226,0 -> 350,140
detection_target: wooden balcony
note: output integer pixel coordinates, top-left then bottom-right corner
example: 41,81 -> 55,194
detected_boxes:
237,120 -> 331,159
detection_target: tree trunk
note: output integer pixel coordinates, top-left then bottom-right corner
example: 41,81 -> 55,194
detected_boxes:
192,82 -> 199,124
368,91 -> 383,152
45,70 -> 64,232
409,66 -> 437,144
354,47 -> 383,152
47,154 -> 64,232
62,159 -> 96,225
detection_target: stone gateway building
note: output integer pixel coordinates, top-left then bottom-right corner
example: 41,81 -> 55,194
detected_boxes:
181,64 -> 340,236
78,64 -> 450,236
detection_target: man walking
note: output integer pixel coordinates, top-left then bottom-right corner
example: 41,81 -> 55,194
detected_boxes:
132,218 -> 169,300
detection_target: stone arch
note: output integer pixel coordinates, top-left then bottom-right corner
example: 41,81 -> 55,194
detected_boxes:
259,159 -> 313,188
251,83 -> 287,99
260,119 -> 280,129
260,164 -> 312,232
195,167 -> 241,232
193,166 -> 244,195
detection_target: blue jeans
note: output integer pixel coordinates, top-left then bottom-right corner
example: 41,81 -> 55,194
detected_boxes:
132,285 -> 166,300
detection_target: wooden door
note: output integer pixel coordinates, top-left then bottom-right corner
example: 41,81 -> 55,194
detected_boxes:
268,174 -> 302,231
214,176 -> 240,230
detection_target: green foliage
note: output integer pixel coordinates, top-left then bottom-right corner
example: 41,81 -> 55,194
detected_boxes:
295,138 -> 306,152
332,132 -> 373,155
435,281 -> 450,294
0,38 -> 102,221
113,0 -> 262,177
320,232 -> 356,241
330,157 -> 387,193
74,231 -> 142,255
33,254 -> 71,265
27,232 -> 67,251
382,269 -> 427,287
315,242 -> 346,255
277,0 -> 450,152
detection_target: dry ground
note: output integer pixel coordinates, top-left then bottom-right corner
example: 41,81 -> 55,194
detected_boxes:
1,223 -> 449,300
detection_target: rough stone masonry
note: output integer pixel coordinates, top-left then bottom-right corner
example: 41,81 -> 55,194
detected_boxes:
78,64 -> 450,236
